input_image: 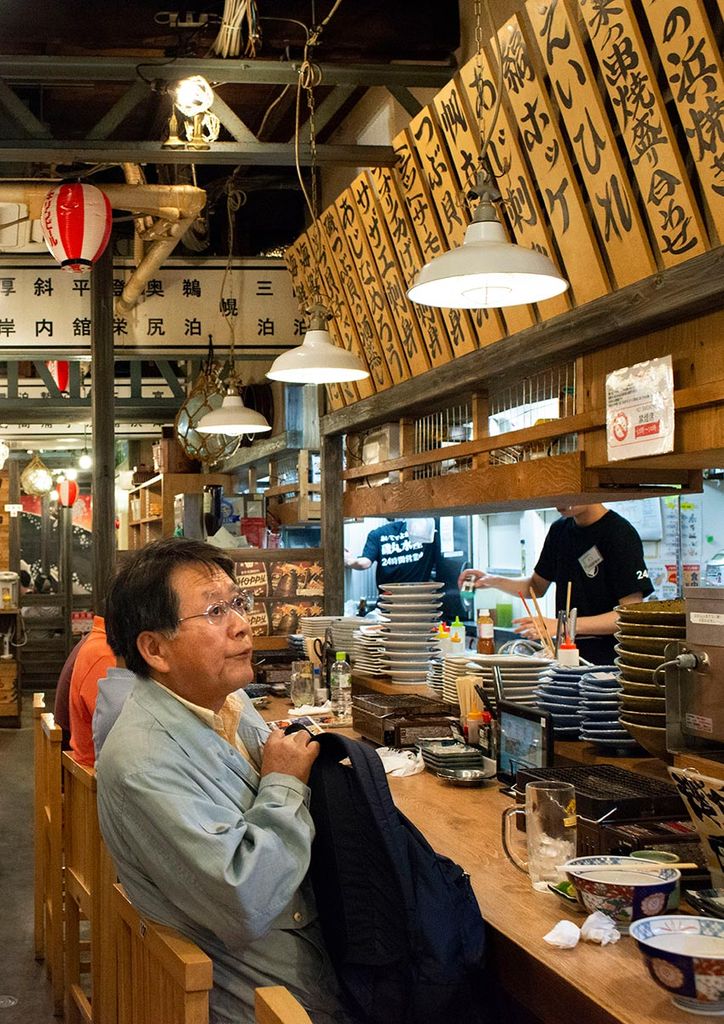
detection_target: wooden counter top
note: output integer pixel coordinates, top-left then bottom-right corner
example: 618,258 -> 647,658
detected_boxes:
263,697 -> 694,1024
387,771 -> 693,1024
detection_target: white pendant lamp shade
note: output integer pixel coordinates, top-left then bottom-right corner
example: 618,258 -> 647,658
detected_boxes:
266,327 -> 369,384
196,392 -> 271,436
408,203 -> 568,309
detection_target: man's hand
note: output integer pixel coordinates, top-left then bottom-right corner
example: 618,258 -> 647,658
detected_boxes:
457,568 -> 497,590
260,728 -> 320,785
513,614 -> 557,642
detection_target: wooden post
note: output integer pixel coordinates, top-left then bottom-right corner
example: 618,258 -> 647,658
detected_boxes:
321,434 -> 343,615
91,242 -> 115,614
8,458 -> 20,571
471,394 -> 490,471
58,506 -> 73,658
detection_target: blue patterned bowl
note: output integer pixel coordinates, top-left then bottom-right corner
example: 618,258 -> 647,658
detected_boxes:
563,856 -> 679,930
630,915 -> 724,1014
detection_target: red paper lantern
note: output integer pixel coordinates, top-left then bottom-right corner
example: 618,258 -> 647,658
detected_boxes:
46,360 -> 69,392
41,183 -> 112,273
57,479 -> 79,507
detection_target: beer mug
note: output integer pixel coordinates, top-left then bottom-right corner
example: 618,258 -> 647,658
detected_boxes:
502,781 -> 577,891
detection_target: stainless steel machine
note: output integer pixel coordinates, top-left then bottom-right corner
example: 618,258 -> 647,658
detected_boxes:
666,586 -> 724,758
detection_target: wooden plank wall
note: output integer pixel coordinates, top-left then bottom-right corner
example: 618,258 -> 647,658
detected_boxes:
284,0 -> 722,408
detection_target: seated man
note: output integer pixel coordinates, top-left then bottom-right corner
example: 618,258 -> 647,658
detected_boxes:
96,538 -> 347,1024
68,614 -> 116,765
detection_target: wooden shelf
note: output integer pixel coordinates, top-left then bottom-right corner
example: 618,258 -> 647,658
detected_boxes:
125,471 -> 231,550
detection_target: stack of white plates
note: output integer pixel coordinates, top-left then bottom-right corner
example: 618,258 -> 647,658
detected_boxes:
299,615 -> 341,640
377,582 -> 444,684
426,657 -> 444,695
352,625 -> 387,675
331,617 -> 364,655
469,654 -> 551,710
441,656 -> 485,704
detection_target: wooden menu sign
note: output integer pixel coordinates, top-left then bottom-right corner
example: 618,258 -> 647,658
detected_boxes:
438,65 -> 569,324
641,0 -> 724,241
526,0 -> 656,289
579,0 -> 708,265
497,15 -> 610,307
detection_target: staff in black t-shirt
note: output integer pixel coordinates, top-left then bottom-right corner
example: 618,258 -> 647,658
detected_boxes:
458,503 -> 654,664
345,518 -> 440,590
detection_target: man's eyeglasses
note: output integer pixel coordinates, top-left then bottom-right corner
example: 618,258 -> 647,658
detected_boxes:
177,591 -> 253,628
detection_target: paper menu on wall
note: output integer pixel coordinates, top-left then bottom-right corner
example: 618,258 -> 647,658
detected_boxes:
610,498 -> 663,541
660,495 -> 703,562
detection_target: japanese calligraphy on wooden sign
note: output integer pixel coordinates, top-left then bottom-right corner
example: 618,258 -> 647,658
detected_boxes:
285,233 -> 347,410
527,0 -> 656,289
338,183 -> 411,386
369,167 -> 453,368
353,172 -> 431,378
284,0 -> 718,407
641,0 -> 724,241
498,15 -> 610,305
579,0 -> 708,264
0,257 -> 300,354
392,129 -> 480,355
451,58 -> 570,323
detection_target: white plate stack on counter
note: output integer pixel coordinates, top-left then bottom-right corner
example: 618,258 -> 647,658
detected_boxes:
376,581 -> 443,684
351,624 -> 387,675
441,654 -> 551,707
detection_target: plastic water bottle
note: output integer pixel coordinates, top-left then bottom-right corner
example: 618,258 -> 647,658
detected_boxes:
330,651 -> 352,719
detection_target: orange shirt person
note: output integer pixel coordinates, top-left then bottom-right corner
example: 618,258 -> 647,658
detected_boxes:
68,615 -> 116,765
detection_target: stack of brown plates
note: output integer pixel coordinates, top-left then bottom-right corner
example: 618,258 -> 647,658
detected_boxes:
614,600 -> 685,761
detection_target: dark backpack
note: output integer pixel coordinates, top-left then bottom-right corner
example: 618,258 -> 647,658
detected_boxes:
307,732 -> 485,1024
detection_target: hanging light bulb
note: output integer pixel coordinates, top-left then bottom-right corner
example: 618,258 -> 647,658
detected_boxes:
267,302 -> 369,383
266,31 -> 369,386
196,385 -> 271,436
408,172 -> 568,309
408,1 -> 568,311
78,450 -> 92,471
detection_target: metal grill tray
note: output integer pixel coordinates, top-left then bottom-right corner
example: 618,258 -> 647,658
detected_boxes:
515,764 -> 685,821
352,692 -> 449,716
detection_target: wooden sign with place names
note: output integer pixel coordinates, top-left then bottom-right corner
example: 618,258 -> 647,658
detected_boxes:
527,0 -> 656,289
641,0 -> 724,241
392,128 -> 480,355
497,15 -> 610,306
578,0 -> 708,264
353,172 -> 432,378
338,184 -> 412,387
322,199 -> 392,392
369,167 -> 454,368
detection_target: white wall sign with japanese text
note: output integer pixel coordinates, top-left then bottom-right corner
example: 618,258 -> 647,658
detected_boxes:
0,257 -> 302,355
605,355 -> 674,461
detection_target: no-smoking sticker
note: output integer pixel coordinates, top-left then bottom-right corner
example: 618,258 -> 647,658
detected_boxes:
612,411 -> 628,442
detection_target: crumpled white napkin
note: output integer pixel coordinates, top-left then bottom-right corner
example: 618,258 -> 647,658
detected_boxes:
375,747 -> 425,776
543,920 -> 580,948
580,911 -> 621,945
543,911 -> 621,949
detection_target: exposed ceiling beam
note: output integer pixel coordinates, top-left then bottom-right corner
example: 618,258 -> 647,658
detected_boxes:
0,80 -> 52,138
0,55 -> 455,89
0,140 -> 396,166
86,80 -> 149,140
0,399 -> 181,422
385,85 -> 423,117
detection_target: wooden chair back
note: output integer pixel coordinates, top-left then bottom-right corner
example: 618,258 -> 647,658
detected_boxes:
61,754 -> 119,1024
33,691 -> 46,962
114,883 -> 213,1024
38,710 -> 64,1015
254,987 -> 313,1024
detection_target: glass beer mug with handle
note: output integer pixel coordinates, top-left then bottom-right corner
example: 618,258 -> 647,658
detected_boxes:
502,781 -> 577,892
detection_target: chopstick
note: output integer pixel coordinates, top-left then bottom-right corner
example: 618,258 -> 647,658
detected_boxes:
565,581 -> 572,642
528,587 -> 556,657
